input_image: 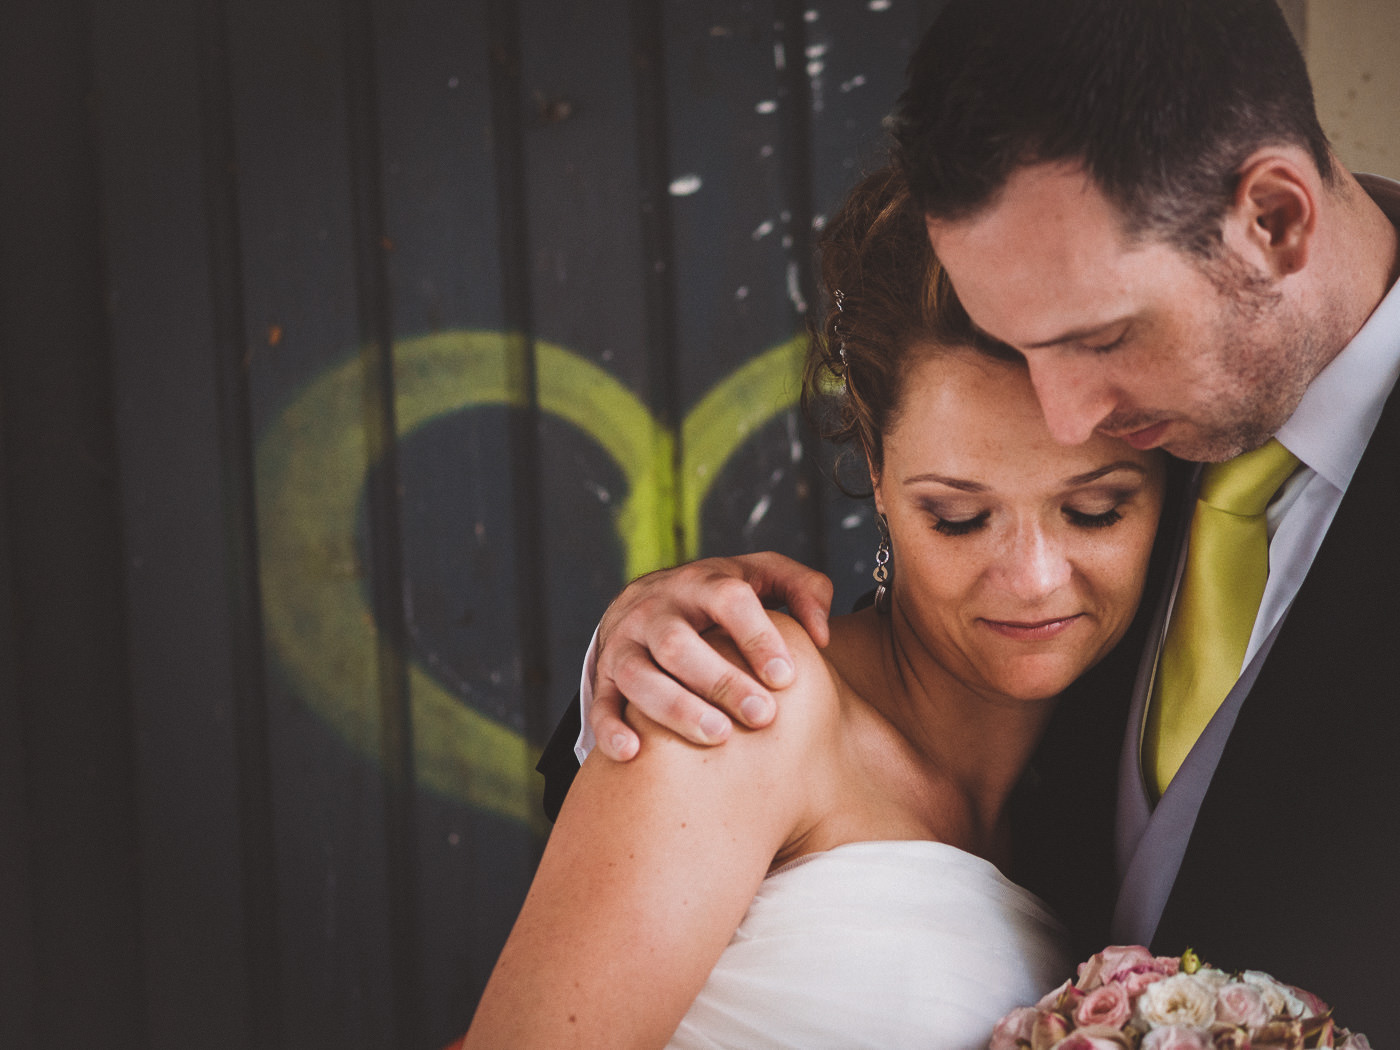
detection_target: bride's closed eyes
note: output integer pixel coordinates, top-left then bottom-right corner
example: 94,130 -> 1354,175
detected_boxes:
917,486 -> 1144,538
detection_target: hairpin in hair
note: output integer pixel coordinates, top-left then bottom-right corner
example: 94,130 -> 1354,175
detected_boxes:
833,289 -> 848,365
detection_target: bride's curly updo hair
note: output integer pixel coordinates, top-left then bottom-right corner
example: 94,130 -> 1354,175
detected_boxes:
802,165 -> 1015,488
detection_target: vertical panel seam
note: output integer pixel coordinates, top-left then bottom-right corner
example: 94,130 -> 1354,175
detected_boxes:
486,0 -> 552,764
776,0 -> 829,573
628,0 -> 683,561
196,0 -> 285,1043
342,0 -> 424,1044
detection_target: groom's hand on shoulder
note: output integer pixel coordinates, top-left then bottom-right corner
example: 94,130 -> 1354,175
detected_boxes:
589,552 -> 834,761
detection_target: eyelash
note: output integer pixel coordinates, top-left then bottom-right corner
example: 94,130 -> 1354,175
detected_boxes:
932,512 -> 989,537
1087,334 -> 1127,355
1065,507 -> 1123,529
932,506 -> 1124,536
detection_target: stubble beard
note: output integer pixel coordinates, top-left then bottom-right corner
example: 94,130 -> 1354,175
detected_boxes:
1162,256 -> 1336,463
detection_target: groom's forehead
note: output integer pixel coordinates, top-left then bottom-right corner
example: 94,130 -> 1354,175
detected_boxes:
924,166 -> 1168,352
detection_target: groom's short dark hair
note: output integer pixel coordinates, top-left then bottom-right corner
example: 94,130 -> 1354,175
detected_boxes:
890,0 -> 1336,257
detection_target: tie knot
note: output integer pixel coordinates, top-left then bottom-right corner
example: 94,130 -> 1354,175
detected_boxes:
1197,438 -> 1301,517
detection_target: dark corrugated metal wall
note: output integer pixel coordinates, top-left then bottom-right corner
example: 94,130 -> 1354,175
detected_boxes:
0,1 -> 939,1046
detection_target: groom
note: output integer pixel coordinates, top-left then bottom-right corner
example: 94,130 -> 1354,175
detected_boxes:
538,0 -> 1400,1033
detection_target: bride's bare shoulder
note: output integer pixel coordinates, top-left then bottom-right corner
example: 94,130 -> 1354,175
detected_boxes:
702,610 -> 845,745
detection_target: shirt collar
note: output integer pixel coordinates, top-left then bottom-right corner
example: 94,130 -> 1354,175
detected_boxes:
1274,173 -> 1400,491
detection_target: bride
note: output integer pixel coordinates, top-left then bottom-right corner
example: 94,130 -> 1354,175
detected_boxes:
461,167 -> 1167,1049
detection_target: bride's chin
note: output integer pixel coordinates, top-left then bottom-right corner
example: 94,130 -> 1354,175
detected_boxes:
978,660 -> 1083,705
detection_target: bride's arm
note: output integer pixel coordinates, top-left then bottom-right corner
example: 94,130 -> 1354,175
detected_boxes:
463,614 -> 838,1050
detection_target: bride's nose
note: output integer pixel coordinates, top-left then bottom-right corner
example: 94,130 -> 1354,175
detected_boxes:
994,521 -> 1072,600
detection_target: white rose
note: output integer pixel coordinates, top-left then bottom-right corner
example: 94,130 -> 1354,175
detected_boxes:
1134,973 -> 1218,1028
1189,966 -> 1229,987
1239,971 -> 1307,1018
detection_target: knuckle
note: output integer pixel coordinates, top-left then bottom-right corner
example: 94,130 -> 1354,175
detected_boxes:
709,667 -> 745,704
655,691 -> 692,728
611,658 -> 650,699
711,575 -> 759,608
651,623 -> 694,665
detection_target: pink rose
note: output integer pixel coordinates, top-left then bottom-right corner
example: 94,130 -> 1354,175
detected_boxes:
1215,982 -> 1271,1028
1155,955 -> 1181,976
1118,969 -> 1169,998
1138,1025 -> 1211,1050
1048,1031 -> 1129,1050
989,1007 -> 1039,1050
1073,982 -> 1132,1029
1030,1009 -> 1072,1050
1286,983 -> 1330,1018
1037,979 -> 1080,1011
1076,946 -> 1157,991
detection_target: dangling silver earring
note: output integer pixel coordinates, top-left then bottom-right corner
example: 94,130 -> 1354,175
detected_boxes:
873,514 -> 892,614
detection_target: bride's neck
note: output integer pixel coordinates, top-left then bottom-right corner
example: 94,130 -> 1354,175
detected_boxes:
833,606 -> 1056,840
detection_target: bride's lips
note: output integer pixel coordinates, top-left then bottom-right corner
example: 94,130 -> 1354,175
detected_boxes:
980,614 -> 1084,640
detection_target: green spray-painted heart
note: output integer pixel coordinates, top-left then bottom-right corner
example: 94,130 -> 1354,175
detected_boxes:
256,329 -> 806,829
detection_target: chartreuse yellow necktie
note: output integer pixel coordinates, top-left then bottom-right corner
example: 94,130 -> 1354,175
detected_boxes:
1145,438 -> 1300,797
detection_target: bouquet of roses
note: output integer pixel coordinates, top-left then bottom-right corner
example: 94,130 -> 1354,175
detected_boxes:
989,946 -> 1371,1050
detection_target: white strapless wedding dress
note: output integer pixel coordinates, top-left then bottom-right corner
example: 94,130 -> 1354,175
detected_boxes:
665,840 -> 1071,1050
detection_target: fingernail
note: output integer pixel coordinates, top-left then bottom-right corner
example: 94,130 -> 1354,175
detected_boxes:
740,695 -> 773,724
609,732 -> 632,757
764,658 -> 794,688
699,709 -> 730,742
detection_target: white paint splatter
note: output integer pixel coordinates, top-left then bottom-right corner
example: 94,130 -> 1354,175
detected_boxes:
841,512 -> 865,530
787,260 -> 808,314
746,494 -> 773,531
841,74 -> 867,92
807,60 -> 825,78
585,481 -> 611,504
774,41 -> 786,70
770,468 -> 785,484
756,99 -> 778,114
869,0 -> 891,10
752,219 -> 774,240
805,9 -> 819,22
669,174 -> 703,196
812,213 -> 827,230
759,144 -> 775,158
735,286 -> 749,300
806,43 -> 828,59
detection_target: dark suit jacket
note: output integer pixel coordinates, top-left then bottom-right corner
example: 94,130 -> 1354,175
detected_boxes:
1143,382 -> 1400,1037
